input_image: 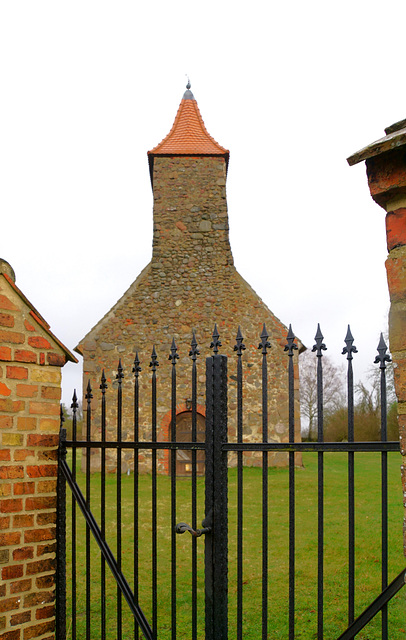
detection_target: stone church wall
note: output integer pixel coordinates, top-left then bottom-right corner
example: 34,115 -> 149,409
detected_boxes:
77,157 -> 302,473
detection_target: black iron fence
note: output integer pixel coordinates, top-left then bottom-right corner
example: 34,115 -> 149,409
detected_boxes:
56,324 -> 404,639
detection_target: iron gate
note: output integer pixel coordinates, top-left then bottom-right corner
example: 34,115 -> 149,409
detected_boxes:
56,325 -> 404,639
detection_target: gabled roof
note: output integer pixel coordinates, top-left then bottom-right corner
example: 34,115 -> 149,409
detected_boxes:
0,269 -> 78,364
147,85 -> 229,184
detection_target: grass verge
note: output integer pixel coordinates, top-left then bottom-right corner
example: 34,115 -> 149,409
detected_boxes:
65,452 -> 405,639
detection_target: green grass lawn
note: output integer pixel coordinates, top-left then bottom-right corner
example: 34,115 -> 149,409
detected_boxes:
65,452 -> 405,639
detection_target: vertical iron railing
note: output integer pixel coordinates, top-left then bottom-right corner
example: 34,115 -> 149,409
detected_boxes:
313,324 -> 326,639
223,324 -> 402,640
56,408 -> 66,640
100,371 -> 107,640
169,339 -> 179,640
375,334 -> 391,640
234,327 -> 245,640
58,389 -> 153,640
56,324 -> 403,640
116,361 -> 124,638
259,324 -> 270,640
133,354 -> 141,640
205,344 -> 228,640
71,390 -> 78,640
343,326 -> 357,627
85,380 -> 92,640
189,333 -> 200,640
286,325 -> 298,640
150,346 -> 158,640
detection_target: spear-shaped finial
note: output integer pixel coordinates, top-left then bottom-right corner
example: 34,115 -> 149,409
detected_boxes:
189,332 -> 200,360
258,323 -> 271,354
374,333 -> 391,369
210,324 -> 222,354
342,325 -> 357,361
284,324 -> 298,357
133,352 -> 141,376
71,389 -> 78,412
312,324 -> 327,357
150,346 -> 159,371
85,380 -> 93,401
169,337 -> 179,364
100,370 -> 107,392
234,326 -> 246,356
116,359 -> 124,381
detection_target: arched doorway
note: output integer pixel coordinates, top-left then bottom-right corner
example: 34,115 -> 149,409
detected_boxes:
172,411 -> 205,476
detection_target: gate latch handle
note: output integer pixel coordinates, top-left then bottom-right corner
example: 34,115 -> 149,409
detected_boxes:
175,522 -> 211,537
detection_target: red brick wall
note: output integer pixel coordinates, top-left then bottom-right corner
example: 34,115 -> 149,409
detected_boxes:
385,208 -> 406,556
0,272 -> 67,640
366,151 -> 406,556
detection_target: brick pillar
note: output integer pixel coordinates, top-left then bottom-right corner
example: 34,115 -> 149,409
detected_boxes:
348,120 -> 406,556
383,198 -> 406,558
0,261 -> 76,640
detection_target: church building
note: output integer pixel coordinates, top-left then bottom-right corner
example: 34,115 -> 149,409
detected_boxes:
75,84 -> 302,473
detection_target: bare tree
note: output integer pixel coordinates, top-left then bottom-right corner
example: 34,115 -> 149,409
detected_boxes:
299,350 -> 345,440
319,339 -> 398,442
353,359 -> 397,440
362,354 -> 396,407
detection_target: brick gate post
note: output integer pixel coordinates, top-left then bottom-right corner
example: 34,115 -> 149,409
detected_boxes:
0,261 -> 77,640
348,120 -> 406,557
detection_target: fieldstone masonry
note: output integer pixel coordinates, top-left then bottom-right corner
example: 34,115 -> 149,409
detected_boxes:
0,261 -> 76,640
348,118 -> 406,556
76,88 -> 303,473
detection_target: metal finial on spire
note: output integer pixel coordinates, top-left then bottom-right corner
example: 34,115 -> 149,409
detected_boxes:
183,76 -> 194,100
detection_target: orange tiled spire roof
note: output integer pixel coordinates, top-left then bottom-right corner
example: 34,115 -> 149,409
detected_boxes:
148,83 -> 229,177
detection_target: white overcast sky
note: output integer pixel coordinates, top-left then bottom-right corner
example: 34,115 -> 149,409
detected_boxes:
1,1 -> 404,406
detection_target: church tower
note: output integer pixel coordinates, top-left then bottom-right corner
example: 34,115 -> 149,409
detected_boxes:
147,82 -> 232,278
76,84 -> 302,472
